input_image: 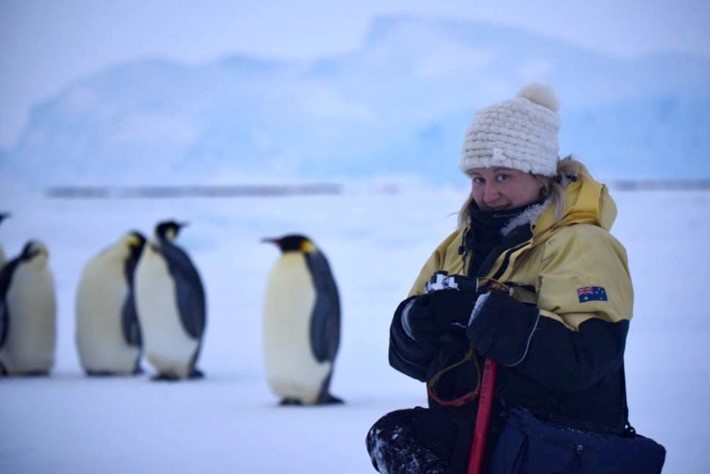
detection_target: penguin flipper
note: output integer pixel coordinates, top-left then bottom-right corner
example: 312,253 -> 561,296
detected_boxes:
121,296 -> 142,347
122,244 -> 143,347
161,244 -> 206,340
316,372 -> 344,405
188,367 -> 204,379
306,252 -> 341,364
318,393 -> 344,405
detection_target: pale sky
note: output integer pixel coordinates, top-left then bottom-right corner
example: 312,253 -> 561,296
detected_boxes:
1,0 -> 709,148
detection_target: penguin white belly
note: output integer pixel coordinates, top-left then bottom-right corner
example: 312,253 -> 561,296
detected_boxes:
0,262 -> 56,373
76,260 -> 138,373
263,255 -> 331,404
135,247 -> 196,378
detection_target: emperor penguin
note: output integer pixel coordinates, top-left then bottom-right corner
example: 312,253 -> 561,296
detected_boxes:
0,212 -> 10,267
0,240 -> 57,376
75,231 -> 147,376
135,220 -> 206,380
262,234 -> 343,405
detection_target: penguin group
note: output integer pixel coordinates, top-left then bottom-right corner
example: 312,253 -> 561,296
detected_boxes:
1,216 -> 207,381
2,210 -> 345,405
76,219 -> 207,381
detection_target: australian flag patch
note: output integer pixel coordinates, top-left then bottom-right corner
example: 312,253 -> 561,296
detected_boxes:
577,286 -> 608,303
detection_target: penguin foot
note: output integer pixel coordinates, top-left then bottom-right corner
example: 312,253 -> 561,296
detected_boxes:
18,370 -> 51,377
86,370 -> 119,377
87,369 -> 142,377
279,398 -> 304,406
151,373 -> 181,382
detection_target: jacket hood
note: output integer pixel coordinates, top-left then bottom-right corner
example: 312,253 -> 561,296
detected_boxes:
533,163 -> 617,244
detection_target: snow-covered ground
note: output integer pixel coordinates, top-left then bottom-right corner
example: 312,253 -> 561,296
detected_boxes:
0,182 -> 708,473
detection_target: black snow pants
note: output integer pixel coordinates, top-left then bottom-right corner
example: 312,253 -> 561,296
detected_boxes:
366,406 -> 475,474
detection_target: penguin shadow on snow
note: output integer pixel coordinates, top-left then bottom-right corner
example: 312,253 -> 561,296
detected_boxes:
75,231 -> 147,377
135,220 -> 207,382
261,234 -> 344,406
0,239 -> 57,377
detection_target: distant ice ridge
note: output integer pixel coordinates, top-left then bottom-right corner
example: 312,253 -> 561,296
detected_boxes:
2,15 -> 709,188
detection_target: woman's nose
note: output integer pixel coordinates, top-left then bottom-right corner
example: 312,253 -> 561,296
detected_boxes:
483,183 -> 499,203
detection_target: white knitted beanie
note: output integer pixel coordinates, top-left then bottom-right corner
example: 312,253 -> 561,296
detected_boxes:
460,83 -> 560,177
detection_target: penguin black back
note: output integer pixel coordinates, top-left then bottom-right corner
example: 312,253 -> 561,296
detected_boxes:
304,247 -> 340,365
155,221 -> 206,340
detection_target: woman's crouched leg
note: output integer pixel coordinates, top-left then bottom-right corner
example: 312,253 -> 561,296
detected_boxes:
366,407 -> 460,473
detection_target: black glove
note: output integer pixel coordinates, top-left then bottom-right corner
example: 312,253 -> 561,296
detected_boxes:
466,290 -> 540,367
400,295 -> 438,343
428,289 -> 479,329
402,290 -> 478,343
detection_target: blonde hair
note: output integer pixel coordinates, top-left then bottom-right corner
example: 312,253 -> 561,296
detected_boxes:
457,156 -> 586,231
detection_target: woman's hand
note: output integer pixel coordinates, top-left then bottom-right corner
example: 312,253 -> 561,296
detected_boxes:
466,290 -> 540,366
402,290 -> 479,343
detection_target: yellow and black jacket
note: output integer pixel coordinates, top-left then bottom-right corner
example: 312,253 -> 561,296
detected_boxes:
389,169 -> 633,434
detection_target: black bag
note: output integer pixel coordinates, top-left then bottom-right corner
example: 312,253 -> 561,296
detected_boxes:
489,407 -> 666,473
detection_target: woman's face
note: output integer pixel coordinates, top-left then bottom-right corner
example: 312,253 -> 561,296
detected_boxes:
468,167 -> 545,210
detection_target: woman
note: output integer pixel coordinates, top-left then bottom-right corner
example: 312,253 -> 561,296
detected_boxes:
366,84 -> 636,473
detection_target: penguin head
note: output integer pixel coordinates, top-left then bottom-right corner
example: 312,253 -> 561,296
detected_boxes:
127,231 -> 147,248
155,220 -> 188,242
261,234 -> 316,254
125,230 -> 147,256
20,240 -> 49,262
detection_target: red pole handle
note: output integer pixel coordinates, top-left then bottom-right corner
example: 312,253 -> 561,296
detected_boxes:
467,358 -> 498,474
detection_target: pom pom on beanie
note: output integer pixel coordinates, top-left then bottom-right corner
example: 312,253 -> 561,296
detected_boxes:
460,83 -> 561,177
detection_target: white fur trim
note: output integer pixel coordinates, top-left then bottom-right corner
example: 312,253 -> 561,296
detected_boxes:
500,200 -> 550,236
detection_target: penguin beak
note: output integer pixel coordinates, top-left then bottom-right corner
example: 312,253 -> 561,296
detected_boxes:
28,243 -> 44,259
261,237 -> 278,245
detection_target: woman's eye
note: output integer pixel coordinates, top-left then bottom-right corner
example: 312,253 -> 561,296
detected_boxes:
472,177 -> 484,185
496,174 -> 510,182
